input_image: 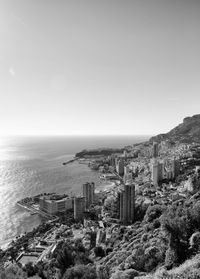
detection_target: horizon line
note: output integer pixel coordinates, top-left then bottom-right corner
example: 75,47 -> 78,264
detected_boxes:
0,133 -> 154,137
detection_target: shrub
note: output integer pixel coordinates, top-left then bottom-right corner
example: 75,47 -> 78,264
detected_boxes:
141,233 -> 148,242
144,246 -> 161,272
23,262 -> 36,277
94,246 -> 105,258
153,218 -> 161,229
106,247 -> 113,255
56,245 -> 74,275
165,247 -> 178,270
63,264 -> 97,279
0,264 -> 27,279
144,205 -> 165,223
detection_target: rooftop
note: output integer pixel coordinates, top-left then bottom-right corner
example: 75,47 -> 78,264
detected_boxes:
40,194 -> 71,202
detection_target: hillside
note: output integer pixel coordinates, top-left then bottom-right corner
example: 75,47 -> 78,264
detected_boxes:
150,114 -> 200,143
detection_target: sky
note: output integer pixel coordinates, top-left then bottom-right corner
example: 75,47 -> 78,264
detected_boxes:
0,0 -> 200,136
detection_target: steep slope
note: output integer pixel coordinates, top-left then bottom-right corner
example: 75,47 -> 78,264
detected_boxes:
150,114 -> 200,143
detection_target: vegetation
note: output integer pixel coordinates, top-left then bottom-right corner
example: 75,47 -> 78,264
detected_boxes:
97,193 -> 200,278
75,148 -> 123,158
150,114 -> 200,144
63,264 -> 97,279
3,190 -> 200,278
94,246 -> 105,258
34,239 -> 93,278
0,264 -> 27,279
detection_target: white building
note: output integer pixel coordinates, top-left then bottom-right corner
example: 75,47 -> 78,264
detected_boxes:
39,195 -> 73,215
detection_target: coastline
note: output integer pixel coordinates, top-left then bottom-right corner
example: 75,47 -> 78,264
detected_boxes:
0,157 -> 101,249
1,177 -> 116,251
0,135 -> 148,254
0,178 -> 117,256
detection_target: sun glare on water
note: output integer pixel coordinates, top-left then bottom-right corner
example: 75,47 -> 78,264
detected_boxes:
0,136 -> 16,161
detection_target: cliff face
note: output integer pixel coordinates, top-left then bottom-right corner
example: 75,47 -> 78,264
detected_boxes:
150,114 -> 200,143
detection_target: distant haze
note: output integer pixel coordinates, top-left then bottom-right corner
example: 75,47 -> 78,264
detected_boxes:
1,0 -> 200,136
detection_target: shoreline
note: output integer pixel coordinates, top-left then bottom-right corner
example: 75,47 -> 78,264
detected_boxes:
16,201 -> 58,220
0,179 -> 117,252
0,177 -> 116,251
0,135 -> 147,251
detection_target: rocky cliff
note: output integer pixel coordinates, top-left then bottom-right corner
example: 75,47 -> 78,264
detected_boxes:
150,114 -> 200,143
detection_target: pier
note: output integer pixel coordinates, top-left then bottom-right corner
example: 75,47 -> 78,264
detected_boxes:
62,157 -> 78,165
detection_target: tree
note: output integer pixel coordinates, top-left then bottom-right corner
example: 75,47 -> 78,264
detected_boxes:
94,246 -> 105,258
144,205 -> 165,223
56,245 -> 74,275
24,262 -> 36,277
63,264 -> 97,279
104,196 -> 118,218
0,264 -> 27,279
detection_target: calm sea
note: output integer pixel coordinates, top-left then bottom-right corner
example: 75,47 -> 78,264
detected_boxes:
0,135 -> 149,249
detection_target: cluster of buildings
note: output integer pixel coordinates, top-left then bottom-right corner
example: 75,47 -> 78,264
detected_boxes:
150,142 -> 180,186
182,166 -> 200,192
39,182 -> 95,221
100,141 -> 185,224
37,141 -> 188,239
105,154 -> 136,224
11,138 -> 200,272
108,154 -> 134,184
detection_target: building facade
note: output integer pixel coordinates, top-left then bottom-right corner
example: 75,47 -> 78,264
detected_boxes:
116,159 -> 124,176
172,158 -> 180,178
152,142 -> 159,158
151,159 -> 163,186
119,184 -> 135,224
39,195 -> 73,215
74,197 -> 85,220
82,182 -> 95,210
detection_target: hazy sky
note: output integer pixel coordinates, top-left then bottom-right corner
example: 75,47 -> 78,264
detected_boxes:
1,0 -> 200,136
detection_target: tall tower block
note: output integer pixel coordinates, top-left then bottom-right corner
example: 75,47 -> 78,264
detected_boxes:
82,182 -> 95,210
74,197 -> 85,220
120,184 -> 135,224
153,142 -> 159,158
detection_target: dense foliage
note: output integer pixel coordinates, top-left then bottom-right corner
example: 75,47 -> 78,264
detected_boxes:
63,265 -> 97,279
75,148 -> 123,158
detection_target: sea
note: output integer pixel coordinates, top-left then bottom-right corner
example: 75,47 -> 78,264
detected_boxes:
0,135 -> 150,249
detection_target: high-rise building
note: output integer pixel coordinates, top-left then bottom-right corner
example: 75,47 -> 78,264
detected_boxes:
116,159 -> 124,176
151,159 -> 163,186
123,172 -> 133,184
152,142 -> 159,158
119,184 -> 135,224
109,154 -> 116,167
124,165 -> 129,175
74,197 -> 85,220
82,182 -> 95,210
123,150 -> 127,158
172,158 -> 180,178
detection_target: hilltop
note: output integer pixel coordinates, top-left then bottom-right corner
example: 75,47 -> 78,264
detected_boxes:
150,114 -> 200,144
